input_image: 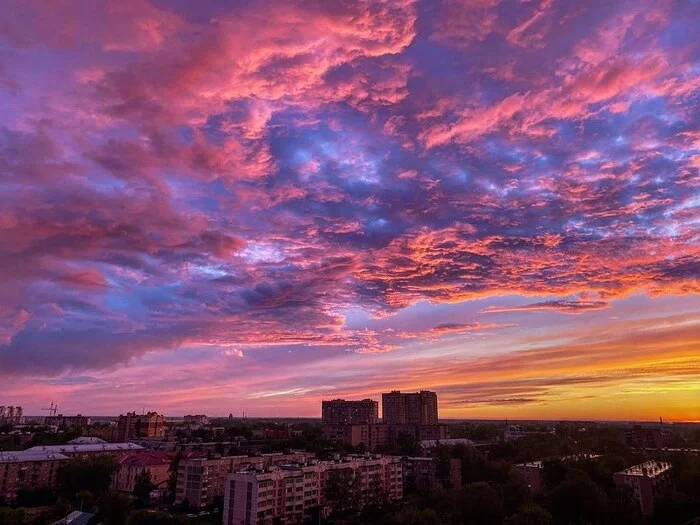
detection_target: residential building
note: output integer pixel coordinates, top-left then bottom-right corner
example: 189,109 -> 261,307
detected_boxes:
51,511 -> 95,525
420,438 -> 474,453
625,425 -> 665,449
614,460 -> 672,516
24,442 -> 144,457
0,406 -> 23,425
44,414 -> 91,429
184,414 -> 210,427
322,399 -> 378,426
0,450 -> 70,500
382,391 -> 438,425
117,411 -> 165,441
113,452 -> 173,493
223,455 -> 403,525
403,457 -> 461,489
176,452 -> 315,508
323,423 -> 389,451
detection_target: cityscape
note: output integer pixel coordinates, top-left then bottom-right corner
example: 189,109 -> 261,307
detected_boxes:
1,394 -> 699,524
2,0 -> 700,524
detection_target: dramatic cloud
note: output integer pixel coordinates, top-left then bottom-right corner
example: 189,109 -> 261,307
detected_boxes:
0,0 -> 698,418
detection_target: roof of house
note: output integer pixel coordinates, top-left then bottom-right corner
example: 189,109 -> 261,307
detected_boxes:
52,511 -> 95,525
67,437 -> 107,445
117,451 -> 173,467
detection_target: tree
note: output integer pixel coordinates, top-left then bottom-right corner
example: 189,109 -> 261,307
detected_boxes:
134,470 -> 155,508
56,455 -> 117,500
128,510 -> 187,525
0,507 -> 25,525
549,469 -> 608,525
504,504 -> 552,525
324,468 -> 360,513
100,491 -> 131,525
454,482 -> 504,525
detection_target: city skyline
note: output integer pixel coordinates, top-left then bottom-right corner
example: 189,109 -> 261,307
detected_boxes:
1,0 -> 699,422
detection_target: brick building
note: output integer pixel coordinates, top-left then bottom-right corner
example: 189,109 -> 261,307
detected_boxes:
614,460 -> 672,516
117,412 -> 165,441
322,399 -> 378,426
113,452 -> 173,494
382,391 -> 438,425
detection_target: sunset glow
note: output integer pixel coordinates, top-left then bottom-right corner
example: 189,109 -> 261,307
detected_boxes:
1,0 -> 698,420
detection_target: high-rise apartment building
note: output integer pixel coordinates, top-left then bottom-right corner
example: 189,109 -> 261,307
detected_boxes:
44,414 -> 91,429
321,399 -> 378,425
0,406 -> 23,425
117,411 -> 165,441
381,391 -> 438,425
614,460 -> 672,516
223,455 -> 403,525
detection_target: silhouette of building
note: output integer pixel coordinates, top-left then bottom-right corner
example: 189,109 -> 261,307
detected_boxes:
614,460 -> 672,516
624,424 -> 665,449
403,456 -> 461,489
322,399 -> 378,425
382,390 -> 438,425
117,411 -> 165,441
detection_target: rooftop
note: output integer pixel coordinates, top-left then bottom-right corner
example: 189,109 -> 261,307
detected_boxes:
617,460 -> 671,478
26,443 -> 144,454
0,450 -> 70,463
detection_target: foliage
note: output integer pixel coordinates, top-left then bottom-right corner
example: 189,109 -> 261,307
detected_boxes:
129,510 -> 188,525
99,491 -> 131,525
56,455 -> 117,500
134,470 -> 155,508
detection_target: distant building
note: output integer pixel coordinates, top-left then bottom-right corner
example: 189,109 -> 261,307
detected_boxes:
0,450 -> 70,500
614,460 -> 672,516
625,425 -> 665,449
44,414 -> 91,429
0,406 -> 23,425
24,442 -> 144,457
503,424 -> 555,441
403,456 -> 461,489
223,455 -> 402,525
184,414 -> 210,427
113,452 -> 173,493
117,411 -> 165,441
51,510 -> 95,525
419,438 -> 474,453
513,454 -> 602,494
176,452 -> 316,508
322,399 -> 378,426
382,391 -> 438,425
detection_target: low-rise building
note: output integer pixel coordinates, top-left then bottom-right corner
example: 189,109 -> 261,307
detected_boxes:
614,460 -> 672,516
0,450 -> 70,500
44,414 -> 91,429
324,423 -> 449,452
113,452 -> 173,493
223,455 -> 403,525
184,415 -> 210,427
419,438 -> 474,453
176,452 -> 315,508
24,442 -> 144,457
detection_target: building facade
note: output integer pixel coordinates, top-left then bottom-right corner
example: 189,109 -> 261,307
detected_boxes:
117,411 -> 165,441
403,457 -> 461,489
0,450 -> 69,500
24,442 -> 144,457
624,425 -> 665,449
614,460 -> 672,516
176,452 -> 315,508
113,452 -> 173,493
44,414 -> 91,429
381,391 -> 438,425
223,455 -> 403,525
321,399 -> 378,426
0,406 -> 23,426
184,414 -> 210,427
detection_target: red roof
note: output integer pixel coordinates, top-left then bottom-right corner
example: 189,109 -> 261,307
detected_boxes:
117,451 -> 173,467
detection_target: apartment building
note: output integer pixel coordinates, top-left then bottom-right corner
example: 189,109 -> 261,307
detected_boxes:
0,406 -> 23,425
513,454 -> 602,494
113,452 -> 173,493
24,442 -> 144,458
44,414 -> 91,429
0,450 -> 69,500
223,455 -> 403,525
184,415 -> 210,427
614,460 -> 672,516
403,457 -> 461,489
321,399 -> 378,426
176,452 -> 315,508
381,391 -> 438,425
117,411 -> 166,441
624,425 -> 666,449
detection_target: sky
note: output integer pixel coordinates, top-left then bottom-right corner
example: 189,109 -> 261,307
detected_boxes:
0,0 -> 698,421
